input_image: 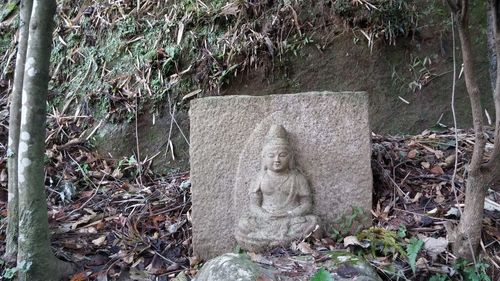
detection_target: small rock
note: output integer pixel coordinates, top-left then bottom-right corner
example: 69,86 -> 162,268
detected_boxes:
194,253 -> 274,281
422,236 -> 448,260
328,251 -> 383,281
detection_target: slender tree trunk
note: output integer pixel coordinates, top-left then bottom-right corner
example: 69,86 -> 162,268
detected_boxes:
487,0 -> 500,173
456,9 -> 486,173
488,8 -> 497,94
5,0 -> 33,262
446,0 -> 490,261
16,0 -> 71,279
451,174 -> 487,259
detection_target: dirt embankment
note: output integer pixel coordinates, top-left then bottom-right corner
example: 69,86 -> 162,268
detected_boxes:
223,26 -> 492,135
0,0 -> 493,174
97,1 -> 494,173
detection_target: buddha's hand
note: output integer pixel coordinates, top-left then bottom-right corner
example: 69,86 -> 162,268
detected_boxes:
269,211 -> 289,219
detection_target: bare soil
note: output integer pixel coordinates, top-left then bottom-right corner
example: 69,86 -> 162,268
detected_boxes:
223,31 -> 493,134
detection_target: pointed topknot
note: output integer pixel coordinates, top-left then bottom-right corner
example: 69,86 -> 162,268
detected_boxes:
264,124 -> 289,146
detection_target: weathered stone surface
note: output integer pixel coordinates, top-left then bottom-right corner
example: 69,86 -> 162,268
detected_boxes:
327,251 -> 382,281
193,253 -> 272,281
193,251 -> 382,281
190,92 -> 372,259
94,112 -> 189,174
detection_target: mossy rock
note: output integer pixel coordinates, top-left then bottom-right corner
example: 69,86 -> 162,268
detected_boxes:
194,253 -> 274,281
193,251 -> 382,281
325,251 -> 383,281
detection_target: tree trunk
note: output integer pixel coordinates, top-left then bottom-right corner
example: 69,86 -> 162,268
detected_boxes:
16,0 -> 71,279
446,0 -> 489,261
5,0 -> 33,262
450,174 -> 488,259
488,8 -> 497,94
456,11 -> 486,174
487,0 -> 500,174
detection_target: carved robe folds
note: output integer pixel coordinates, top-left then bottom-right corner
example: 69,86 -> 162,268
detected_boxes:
235,125 -> 319,251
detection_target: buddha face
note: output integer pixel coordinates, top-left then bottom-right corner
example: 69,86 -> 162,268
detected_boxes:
263,145 -> 291,173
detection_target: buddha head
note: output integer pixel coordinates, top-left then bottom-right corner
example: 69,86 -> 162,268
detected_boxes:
261,125 -> 295,172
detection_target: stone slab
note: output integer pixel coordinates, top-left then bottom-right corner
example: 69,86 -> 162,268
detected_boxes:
190,92 -> 372,259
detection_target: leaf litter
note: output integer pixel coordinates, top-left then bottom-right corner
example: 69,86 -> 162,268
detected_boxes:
0,91 -> 192,279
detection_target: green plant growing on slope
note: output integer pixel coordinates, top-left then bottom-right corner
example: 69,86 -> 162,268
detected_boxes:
428,258 -> 492,281
3,0 -> 424,127
355,227 -> 428,279
357,227 -> 406,257
311,267 -> 333,281
331,206 -> 369,242
406,237 -> 424,274
454,259 -> 491,281
334,0 -> 417,46
0,1 -> 17,21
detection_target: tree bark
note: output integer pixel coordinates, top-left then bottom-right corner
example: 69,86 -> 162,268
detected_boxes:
446,0 -> 490,261
450,174 -> 487,259
5,0 -> 33,262
455,6 -> 486,173
486,0 -> 500,176
16,0 -> 71,279
488,8 -> 497,94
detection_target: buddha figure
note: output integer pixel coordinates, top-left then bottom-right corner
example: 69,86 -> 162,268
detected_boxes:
235,125 -> 319,251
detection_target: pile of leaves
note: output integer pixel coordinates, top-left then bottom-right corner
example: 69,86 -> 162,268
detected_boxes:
0,93 -> 192,279
333,0 -> 417,46
367,129 -> 499,280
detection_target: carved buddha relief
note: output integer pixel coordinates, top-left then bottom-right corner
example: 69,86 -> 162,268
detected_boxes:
235,125 -> 319,251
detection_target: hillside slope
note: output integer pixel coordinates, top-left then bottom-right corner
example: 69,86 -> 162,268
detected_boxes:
0,0 -> 492,173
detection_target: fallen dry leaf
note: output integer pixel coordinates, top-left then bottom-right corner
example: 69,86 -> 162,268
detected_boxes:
434,150 -> 444,159
411,192 -> 422,203
344,235 -> 370,248
92,235 -> 107,246
408,149 -> 417,159
70,272 -> 88,281
434,184 -> 445,203
444,154 -> 456,167
445,207 -> 460,218
297,241 -> 314,254
416,257 -> 428,269
71,212 -> 97,229
430,166 -> 444,175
